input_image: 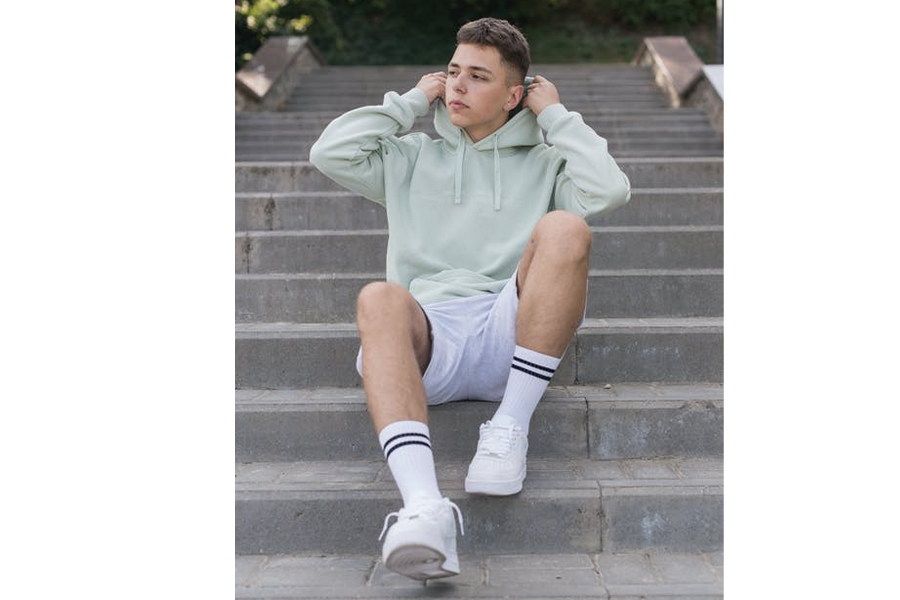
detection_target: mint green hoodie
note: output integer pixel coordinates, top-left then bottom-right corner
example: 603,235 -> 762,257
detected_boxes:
309,87 -> 631,305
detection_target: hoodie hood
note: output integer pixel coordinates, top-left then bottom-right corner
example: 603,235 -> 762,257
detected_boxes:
434,99 -> 545,210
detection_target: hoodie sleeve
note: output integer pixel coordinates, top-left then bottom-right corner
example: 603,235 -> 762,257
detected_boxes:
308,87 -> 432,205
536,103 -> 632,217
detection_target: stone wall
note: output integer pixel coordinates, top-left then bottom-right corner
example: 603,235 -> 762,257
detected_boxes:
236,36 -> 325,113
634,37 -> 723,136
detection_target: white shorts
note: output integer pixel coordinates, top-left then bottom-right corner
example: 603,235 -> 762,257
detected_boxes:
356,268 -> 522,406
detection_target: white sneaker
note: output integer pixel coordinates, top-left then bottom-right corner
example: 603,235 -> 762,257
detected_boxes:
378,497 -> 465,581
464,415 -> 528,495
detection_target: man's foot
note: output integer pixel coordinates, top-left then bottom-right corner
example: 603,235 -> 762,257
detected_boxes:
464,415 -> 528,495
379,497 -> 464,581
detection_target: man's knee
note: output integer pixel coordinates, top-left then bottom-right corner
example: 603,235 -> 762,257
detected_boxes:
534,210 -> 592,261
356,281 -> 431,372
356,282 -> 412,326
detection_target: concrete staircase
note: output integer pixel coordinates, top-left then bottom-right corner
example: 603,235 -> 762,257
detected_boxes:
236,63 -> 723,598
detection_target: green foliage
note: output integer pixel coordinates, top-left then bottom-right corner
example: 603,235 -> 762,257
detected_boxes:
235,0 -> 343,70
235,0 -> 718,69
604,0 -> 715,28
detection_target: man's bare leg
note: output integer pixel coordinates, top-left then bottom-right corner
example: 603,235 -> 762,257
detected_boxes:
465,211 -> 591,495
356,282 -> 433,433
515,210 -> 591,356
358,282 -> 462,580
357,280 -> 443,502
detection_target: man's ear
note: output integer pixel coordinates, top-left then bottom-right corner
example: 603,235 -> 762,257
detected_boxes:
505,84 -> 525,111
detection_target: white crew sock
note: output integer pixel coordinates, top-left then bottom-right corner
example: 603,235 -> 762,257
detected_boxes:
492,345 -> 562,435
378,420 -> 442,506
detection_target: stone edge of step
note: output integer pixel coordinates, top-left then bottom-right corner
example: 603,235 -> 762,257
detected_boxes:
234,317 -> 724,338
234,156 -> 725,166
235,456 -> 724,496
236,550 -> 723,598
236,382 -> 723,407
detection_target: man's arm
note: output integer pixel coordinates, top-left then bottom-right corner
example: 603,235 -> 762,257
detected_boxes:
308,73 -> 445,204
524,76 -> 632,217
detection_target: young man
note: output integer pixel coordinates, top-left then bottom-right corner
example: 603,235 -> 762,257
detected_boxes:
309,17 -> 631,581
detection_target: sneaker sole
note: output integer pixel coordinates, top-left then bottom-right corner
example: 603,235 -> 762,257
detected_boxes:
384,544 -> 459,580
464,475 -> 524,496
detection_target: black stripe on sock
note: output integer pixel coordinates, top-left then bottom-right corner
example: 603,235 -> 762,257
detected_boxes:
511,363 -> 553,382
513,355 -> 556,374
382,431 -> 430,452
384,439 -> 432,460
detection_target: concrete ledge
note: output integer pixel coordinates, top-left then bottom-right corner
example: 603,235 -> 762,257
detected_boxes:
633,37 -> 704,108
236,551 -> 723,597
236,36 -> 325,113
235,458 -> 723,554
634,37 -> 723,135
684,65 -> 724,136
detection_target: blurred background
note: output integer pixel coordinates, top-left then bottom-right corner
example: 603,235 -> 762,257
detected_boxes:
235,0 -> 720,70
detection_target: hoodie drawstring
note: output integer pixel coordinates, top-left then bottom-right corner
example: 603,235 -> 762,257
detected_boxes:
492,135 -> 501,211
454,130 -> 464,205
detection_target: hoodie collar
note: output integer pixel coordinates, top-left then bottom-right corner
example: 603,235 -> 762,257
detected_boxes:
434,101 -> 544,211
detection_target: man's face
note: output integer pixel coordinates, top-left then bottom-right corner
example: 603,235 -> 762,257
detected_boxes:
445,43 -> 523,143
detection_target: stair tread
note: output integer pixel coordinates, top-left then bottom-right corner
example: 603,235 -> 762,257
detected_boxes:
236,382 -> 723,404
236,457 -> 723,492
236,225 -> 723,236
234,268 -> 724,280
236,550 -> 723,598
235,317 -> 723,336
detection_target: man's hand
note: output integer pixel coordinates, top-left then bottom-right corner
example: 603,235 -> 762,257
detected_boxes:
522,75 -> 560,116
415,72 -> 447,104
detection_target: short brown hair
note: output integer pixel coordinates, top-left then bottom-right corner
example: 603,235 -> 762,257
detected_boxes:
456,17 -> 530,85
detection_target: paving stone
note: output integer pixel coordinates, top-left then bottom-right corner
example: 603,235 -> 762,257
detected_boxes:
579,460 -> 629,480
673,458 -> 725,479
651,384 -> 724,400
650,553 -> 718,584
236,389 -> 267,401
370,556 -> 483,588
277,461 -> 382,484
489,565 -> 601,587
596,552 -> 656,584
488,553 -> 596,570
606,583 -> 722,598
235,555 -> 265,586
253,554 -> 374,587
235,463 -> 291,484
620,460 -> 680,480
235,552 -> 723,598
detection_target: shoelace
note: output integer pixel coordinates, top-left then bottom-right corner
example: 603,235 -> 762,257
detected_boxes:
378,497 -> 465,540
476,420 -> 521,458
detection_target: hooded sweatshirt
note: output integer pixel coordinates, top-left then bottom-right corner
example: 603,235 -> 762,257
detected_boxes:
309,86 -> 631,306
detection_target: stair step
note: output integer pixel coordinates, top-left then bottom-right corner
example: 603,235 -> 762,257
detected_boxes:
235,125 -> 720,141
300,64 -> 653,80
234,226 -> 723,274
234,158 -> 724,191
236,383 -> 723,462
238,148 -> 723,161
236,549 -> 723,598
234,318 -> 723,388
235,269 -> 723,322
235,138 -> 723,155
235,188 -> 723,231
280,99 -> 669,111
235,108 -> 714,127
285,90 -> 667,100
235,457 -> 723,555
